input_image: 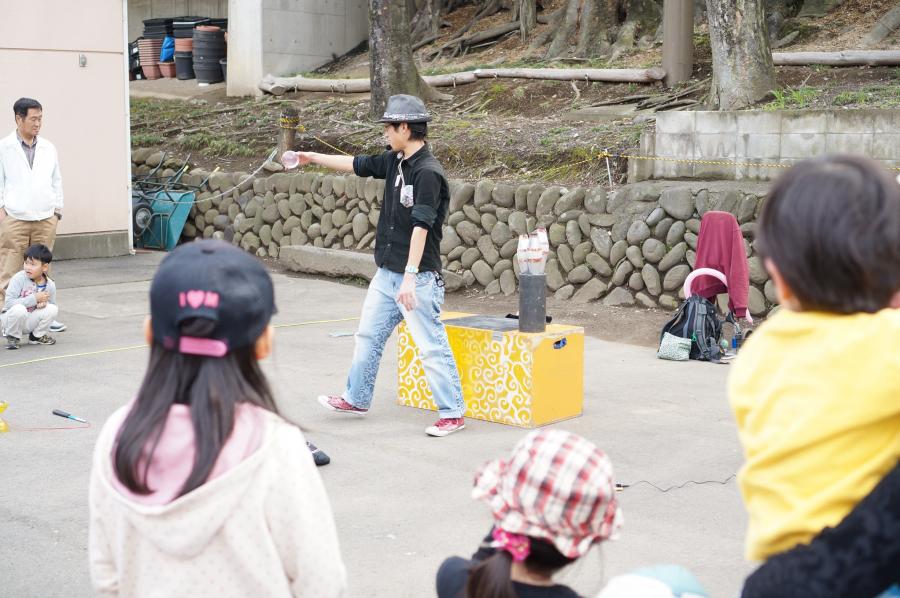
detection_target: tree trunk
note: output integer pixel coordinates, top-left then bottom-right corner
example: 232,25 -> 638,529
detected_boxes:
369,0 -> 445,119
411,0 -> 443,44
706,0 -> 775,109
611,0 -> 663,58
863,5 -> 900,47
545,0 -> 581,58
576,0 -> 617,57
541,0 -> 662,60
519,0 -> 538,41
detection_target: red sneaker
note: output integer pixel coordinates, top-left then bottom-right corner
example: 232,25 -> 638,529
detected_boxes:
317,395 -> 368,415
425,417 -> 466,437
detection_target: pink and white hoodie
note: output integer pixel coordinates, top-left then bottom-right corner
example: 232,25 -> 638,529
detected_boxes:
88,403 -> 346,598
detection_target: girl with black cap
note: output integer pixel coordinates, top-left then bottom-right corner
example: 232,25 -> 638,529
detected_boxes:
88,240 -> 346,598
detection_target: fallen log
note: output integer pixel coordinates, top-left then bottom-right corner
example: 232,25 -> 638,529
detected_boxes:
259,67 -> 666,96
473,67 -> 666,82
424,72 -> 479,86
259,72 -> 479,96
772,50 -> 900,66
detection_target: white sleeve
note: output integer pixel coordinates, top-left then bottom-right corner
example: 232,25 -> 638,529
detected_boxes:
0,151 -> 6,208
265,425 -> 347,598
88,423 -> 119,597
51,147 -> 63,211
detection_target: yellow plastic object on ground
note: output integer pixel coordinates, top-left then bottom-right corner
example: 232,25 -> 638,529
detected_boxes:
398,313 -> 584,428
0,401 -> 9,433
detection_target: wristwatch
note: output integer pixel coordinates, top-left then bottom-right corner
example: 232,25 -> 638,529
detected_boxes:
405,264 -> 419,274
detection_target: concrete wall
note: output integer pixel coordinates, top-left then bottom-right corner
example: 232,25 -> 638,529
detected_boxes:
0,0 -> 132,259
631,110 -> 900,182
227,0 -> 368,96
127,0 -> 228,42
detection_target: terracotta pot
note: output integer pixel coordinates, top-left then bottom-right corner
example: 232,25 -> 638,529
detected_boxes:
142,64 -> 161,80
195,25 -> 220,32
158,62 -> 177,78
174,39 -> 193,52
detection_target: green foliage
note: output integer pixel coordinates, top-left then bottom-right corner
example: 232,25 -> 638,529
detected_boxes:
764,86 -> 819,110
831,85 -> 899,108
831,90 -> 868,106
131,133 -> 164,146
131,97 -> 192,123
486,82 -> 508,99
177,132 -> 258,157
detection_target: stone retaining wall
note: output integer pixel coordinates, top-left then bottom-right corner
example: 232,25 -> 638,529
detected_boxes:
132,150 -> 776,315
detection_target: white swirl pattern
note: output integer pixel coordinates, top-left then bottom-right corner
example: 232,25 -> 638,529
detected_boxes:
398,324 -> 536,427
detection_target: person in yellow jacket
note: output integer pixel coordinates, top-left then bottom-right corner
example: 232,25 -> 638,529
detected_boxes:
729,154 -> 900,562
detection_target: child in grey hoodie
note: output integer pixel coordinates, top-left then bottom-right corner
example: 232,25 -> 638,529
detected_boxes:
1,244 -> 57,349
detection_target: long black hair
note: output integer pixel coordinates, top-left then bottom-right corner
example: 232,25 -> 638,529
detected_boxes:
114,318 -> 278,498
465,536 -> 576,598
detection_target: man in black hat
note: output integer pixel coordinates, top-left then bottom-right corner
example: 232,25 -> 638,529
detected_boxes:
297,94 -> 466,437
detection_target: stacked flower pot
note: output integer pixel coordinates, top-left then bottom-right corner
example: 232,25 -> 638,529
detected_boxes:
138,18 -> 172,80
193,25 -> 226,84
173,17 -> 207,80
137,38 -> 163,80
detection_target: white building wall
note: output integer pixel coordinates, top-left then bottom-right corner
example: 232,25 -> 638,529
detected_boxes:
0,0 -> 132,256
227,0 -> 368,97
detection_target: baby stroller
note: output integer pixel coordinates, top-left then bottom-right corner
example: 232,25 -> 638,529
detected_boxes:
659,212 -> 752,362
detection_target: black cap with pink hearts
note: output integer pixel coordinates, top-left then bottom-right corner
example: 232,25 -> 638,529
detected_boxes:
149,240 -> 276,357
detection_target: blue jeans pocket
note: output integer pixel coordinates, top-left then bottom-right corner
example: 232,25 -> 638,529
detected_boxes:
415,271 -> 435,286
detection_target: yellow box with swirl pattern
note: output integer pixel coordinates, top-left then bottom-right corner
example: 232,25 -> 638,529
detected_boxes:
397,313 -> 584,428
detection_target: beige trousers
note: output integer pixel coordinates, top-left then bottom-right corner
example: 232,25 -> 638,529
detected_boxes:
0,215 -> 58,291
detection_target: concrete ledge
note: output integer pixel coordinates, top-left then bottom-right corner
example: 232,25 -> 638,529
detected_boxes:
279,245 -> 377,281
53,231 -> 131,260
636,109 -> 900,182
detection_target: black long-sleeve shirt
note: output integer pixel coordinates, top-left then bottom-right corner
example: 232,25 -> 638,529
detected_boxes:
352,145 -> 449,274
742,462 -> 900,598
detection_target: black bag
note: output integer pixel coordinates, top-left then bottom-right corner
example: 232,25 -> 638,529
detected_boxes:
660,295 -> 724,362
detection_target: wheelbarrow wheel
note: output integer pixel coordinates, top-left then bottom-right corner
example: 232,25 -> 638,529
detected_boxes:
133,201 -> 153,235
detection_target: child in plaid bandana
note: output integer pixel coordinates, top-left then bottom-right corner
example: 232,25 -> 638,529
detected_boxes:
436,430 -> 623,598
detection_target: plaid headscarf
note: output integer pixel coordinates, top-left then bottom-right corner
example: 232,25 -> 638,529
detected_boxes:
472,430 -> 623,558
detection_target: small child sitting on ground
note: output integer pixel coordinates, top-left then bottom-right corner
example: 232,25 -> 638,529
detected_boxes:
1,243 -> 58,349
729,154 -> 900,562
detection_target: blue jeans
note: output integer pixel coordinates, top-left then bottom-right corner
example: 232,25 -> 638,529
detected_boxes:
343,267 -> 465,418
